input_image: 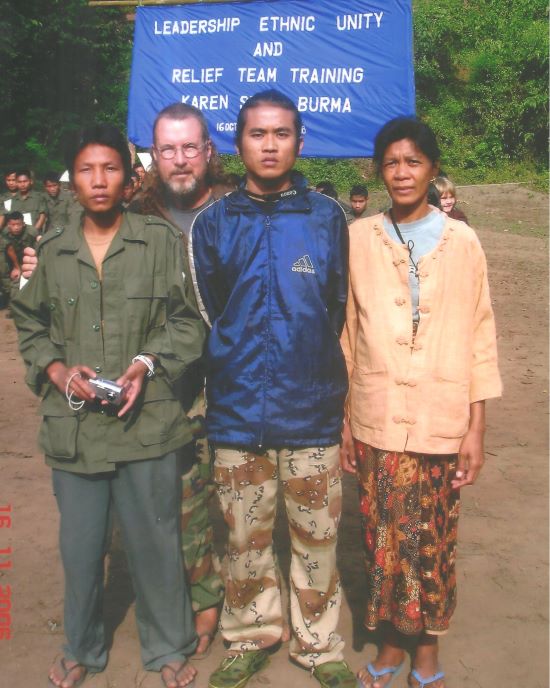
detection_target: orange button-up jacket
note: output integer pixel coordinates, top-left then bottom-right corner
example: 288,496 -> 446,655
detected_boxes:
341,213 -> 502,455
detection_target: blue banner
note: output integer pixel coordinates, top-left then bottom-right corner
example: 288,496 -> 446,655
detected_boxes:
128,0 -> 415,158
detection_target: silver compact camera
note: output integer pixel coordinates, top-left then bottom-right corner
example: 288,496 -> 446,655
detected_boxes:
89,377 -> 125,406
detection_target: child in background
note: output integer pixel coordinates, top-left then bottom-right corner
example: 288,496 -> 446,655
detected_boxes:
434,176 -> 469,223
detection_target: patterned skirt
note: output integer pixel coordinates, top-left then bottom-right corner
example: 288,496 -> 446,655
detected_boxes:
354,441 -> 460,636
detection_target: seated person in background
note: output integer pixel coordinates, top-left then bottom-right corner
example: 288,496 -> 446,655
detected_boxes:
434,175 -> 469,223
348,183 -> 371,223
0,211 -> 37,314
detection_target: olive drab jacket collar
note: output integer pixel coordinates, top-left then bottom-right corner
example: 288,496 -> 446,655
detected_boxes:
12,211 -> 206,474
49,211 -> 151,264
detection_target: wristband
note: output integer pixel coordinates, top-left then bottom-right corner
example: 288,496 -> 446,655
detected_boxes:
132,354 -> 155,379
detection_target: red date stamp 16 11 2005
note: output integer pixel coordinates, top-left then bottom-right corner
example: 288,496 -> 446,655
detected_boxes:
0,504 -> 12,640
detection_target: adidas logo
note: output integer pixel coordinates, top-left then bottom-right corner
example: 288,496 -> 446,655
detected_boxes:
292,254 -> 316,274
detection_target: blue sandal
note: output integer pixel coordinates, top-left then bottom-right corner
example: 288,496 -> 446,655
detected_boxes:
408,668 -> 445,687
357,661 -> 404,687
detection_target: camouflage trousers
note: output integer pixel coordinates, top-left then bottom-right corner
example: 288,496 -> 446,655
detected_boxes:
213,444 -> 345,669
180,434 -> 224,613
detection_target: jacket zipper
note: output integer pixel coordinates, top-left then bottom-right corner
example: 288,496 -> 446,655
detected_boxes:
258,214 -> 272,450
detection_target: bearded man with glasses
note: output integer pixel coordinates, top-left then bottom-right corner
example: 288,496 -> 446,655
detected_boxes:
140,104 -> 225,241
139,104 -> 227,658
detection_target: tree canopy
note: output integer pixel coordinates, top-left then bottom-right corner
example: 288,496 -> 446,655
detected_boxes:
0,0 -> 547,183
414,0 -> 548,172
0,0 -> 132,170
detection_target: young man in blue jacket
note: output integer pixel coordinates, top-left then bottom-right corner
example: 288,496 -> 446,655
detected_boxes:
189,90 -> 355,688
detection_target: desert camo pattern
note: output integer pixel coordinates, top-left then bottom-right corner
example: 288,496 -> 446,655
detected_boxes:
213,444 -> 345,669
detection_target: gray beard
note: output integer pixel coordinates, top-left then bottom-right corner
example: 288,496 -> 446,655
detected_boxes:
165,175 -> 198,199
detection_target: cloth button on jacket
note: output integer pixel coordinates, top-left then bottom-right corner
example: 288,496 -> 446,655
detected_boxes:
12,211 -> 206,473
341,214 -> 502,454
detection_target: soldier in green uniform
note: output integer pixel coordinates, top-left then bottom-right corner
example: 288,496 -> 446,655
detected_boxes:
0,168 -> 19,230
12,124 -> 205,688
0,211 -> 37,311
12,168 -> 47,233
22,105 -> 227,658
42,171 -> 77,233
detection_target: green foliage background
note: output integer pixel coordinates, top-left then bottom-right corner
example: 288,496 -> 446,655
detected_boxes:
0,0 -> 547,189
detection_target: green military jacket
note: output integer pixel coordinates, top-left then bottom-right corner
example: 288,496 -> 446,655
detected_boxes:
0,225 -> 37,285
0,191 -> 17,215
11,190 -> 47,226
43,190 -> 76,233
12,211 -> 206,474
1,225 -> 38,263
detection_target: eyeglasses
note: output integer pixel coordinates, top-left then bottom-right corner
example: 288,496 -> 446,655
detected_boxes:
154,142 -> 208,160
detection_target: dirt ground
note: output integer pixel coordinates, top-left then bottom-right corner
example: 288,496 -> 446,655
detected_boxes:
0,183 -> 547,688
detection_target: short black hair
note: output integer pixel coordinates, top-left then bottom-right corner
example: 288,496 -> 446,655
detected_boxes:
235,89 -> 302,152
43,171 -> 61,184
427,183 -> 441,209
373,117 -> 441,172
4,168 -> 16,177
315,181 -> 338,199
350,184 -> 368,198
16,169 -> 31,179
133,161 -> 145,171
6,211 -> 23,222
65,123 -> 132,183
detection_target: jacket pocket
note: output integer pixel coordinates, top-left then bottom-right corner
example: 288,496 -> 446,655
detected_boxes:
39,416 -> 78,460
125,274 -> 168,331
430,378 -> 470,439
350,369 -> 387,431
137,397 -> 185,447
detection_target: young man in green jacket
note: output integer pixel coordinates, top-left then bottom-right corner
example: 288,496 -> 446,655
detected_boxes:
12,124 -> 204,688
0,211 -> 37,312
11,168 -> 47,233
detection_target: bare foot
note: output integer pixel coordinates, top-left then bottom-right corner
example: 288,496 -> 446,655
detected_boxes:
194,606 -> 219,656
161,661 -> 197,688
408,670 -> 446,688
357,646 -> 406,688
409,641 -> 445,687
48,657 -> 87,688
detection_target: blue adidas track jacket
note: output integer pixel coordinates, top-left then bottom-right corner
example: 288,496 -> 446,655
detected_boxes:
189,174 -> 348,449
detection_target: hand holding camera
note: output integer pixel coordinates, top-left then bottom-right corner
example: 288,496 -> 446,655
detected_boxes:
114,357 -> 154,418
47,360 -> 149,417
47,362 -> 98,404
88,377 -> 125,406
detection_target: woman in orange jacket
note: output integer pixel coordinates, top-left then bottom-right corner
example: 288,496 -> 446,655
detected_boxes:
340,117 -> 502,688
